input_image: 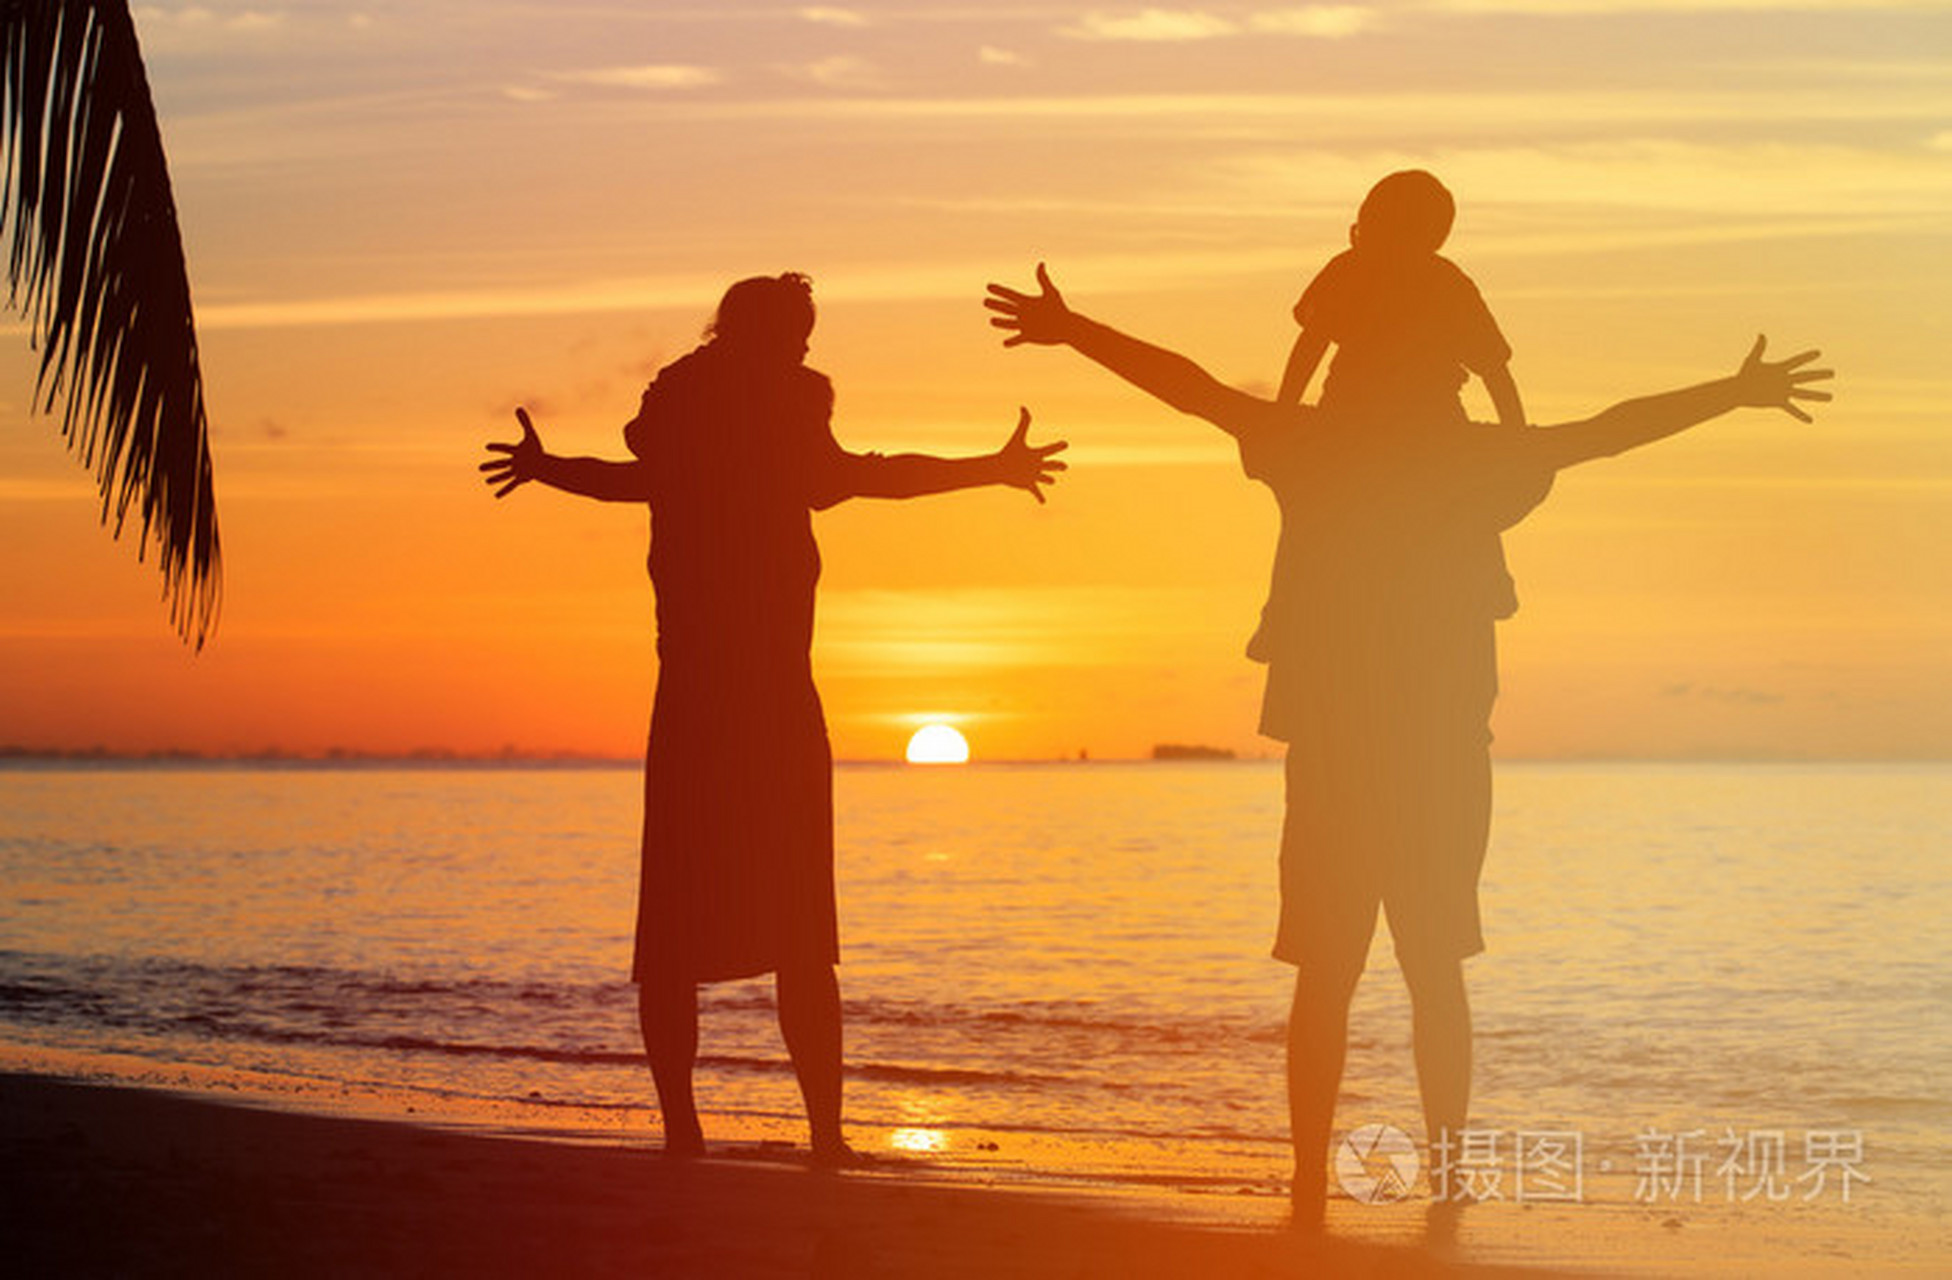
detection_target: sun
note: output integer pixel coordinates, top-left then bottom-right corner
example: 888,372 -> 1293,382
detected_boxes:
905,723 -> 970,765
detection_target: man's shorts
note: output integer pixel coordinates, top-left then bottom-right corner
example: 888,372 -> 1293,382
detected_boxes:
1272,713 -> 1493,978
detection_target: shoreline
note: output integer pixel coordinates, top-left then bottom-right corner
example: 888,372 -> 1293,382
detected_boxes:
0,1039 -> 1301,1210
3,1071 -> 1581,1279
4,1065 -> 1939,1277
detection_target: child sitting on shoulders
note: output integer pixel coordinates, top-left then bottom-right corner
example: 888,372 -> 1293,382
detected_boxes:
1277,170 -> 1525,433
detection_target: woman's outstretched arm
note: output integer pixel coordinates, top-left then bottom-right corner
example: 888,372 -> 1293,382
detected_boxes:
1535,338 -> 1833,471
985,264 -> 1287,440
838,408 -> 1067,504
480,409 -> 654,502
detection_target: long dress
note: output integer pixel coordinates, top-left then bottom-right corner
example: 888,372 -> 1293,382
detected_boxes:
623,344 -> 857,984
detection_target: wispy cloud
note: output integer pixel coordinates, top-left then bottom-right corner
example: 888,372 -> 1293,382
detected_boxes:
798,5 -> 871,26
1212,138 -> 1952,221
621,84 -> 1952,136
1062,9 -> 1240,42
1247,7 -> 1379,37
546,65 -> 723,91
1061,5 -> 1378,41
791,55 -> 889,91
186,248 -> 1294,332
134,5 -> 286,32
820,586 -> 1237,670
979,45 -> 1032,68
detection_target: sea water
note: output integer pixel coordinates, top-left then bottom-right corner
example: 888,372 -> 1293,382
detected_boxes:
1,761 -> 1946,1243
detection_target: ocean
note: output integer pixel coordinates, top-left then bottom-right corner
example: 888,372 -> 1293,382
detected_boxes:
1,760 -> 1946,1253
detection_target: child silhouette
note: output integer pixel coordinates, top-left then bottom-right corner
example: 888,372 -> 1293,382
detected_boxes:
1278,171 -> 1524,435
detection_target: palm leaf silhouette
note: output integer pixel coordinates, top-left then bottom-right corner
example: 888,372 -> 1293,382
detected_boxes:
2,0 -> 220,647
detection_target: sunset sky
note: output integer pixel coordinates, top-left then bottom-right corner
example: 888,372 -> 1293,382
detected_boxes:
0,0 -> 1946,761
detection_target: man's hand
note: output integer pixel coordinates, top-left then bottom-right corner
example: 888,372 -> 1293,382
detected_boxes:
1732,336 -> 1833,423
985,263 -> 1076,348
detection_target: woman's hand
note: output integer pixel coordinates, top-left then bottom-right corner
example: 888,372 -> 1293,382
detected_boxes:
985,263 -> 1076,348
995,407 -> 1068,503
481,408 -> 545,497
1731,336 -> 1834,423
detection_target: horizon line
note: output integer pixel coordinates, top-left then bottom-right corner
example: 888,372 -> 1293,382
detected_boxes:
3,748 -> 1946,768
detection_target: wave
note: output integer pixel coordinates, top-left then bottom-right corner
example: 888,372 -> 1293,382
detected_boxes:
0,950 -> 1260,1099
0,950 -> 1273,1043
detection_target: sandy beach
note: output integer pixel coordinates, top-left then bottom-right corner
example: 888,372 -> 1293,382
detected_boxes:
6,1070 -> 1946,1277
0,1072 -> 1601,1279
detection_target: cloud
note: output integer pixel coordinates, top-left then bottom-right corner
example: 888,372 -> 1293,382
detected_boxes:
1247,6 -> 1378,37
798,5 -> 870,25
820,586 -> 1236,671
135,5 -> 280,28
184,246 -> 1295,333
793,55 -> 888,91
132,5 -> 286,35
1061,6 -> 1378,41
628,83 -> 1952,141
547,65 -> 722,91
1062,9 -> 1240,41
979,45 -> 1032,68
1212,138 -> 1952,223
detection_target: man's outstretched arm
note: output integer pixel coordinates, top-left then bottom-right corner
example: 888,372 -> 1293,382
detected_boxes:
986,264 -> 1287,440
1535,337 -> 1833,472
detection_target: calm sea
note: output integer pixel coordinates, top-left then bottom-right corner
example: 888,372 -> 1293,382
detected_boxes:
1,761 -> 1946,1240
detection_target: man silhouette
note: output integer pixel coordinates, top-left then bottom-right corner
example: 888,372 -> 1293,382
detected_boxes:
987,263 -> 1828,1226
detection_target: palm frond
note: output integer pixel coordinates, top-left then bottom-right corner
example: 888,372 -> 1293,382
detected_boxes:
2,0 -> 220,647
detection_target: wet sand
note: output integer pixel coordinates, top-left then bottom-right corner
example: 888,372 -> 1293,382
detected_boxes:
1,1073 -> 1581,1278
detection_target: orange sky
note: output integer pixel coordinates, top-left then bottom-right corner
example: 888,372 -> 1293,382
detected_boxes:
1,1 -> 1947,761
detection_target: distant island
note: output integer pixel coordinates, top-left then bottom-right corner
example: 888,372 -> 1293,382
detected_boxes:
1150,743 -> 1237,761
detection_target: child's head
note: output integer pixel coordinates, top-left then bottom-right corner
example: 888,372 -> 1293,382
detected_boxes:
1350,170 -> 1454,257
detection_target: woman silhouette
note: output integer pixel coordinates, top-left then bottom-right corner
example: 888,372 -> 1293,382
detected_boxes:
484,273 -> 1065,1162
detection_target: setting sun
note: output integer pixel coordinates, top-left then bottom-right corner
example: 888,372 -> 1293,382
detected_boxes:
905,723 -> 970,765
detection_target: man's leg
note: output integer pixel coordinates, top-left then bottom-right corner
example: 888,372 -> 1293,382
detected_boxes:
1279,735 -> 1380,1229
1401,951 -> 1471,1198
777,960 -> 853,1163
1288,958 -> 1365,1228
638,976 -> 705,1157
